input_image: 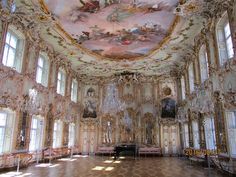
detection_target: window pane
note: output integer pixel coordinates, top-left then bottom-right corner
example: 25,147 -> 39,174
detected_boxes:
204,117 -> 216,150
0,113 -> 7,126
0,128 -> 5,153
32,118 -> 38,129
58,72 -> 62,80
188,63 -> 194,92
29,130 -> 37,151
38,57 -> 44,68
9,34 -> 17,49
181,77 -> 186,100
0,110 -> 15,153
224,23 -> 231,38
226,112 -> 236,156
57,80 -> 61,94
226,37 -> 234,58
36,67 -> 43,84
6,32 -> 11,44
192,121 -> 199,149
7,47 -> 15,67
2,45 -> 9,66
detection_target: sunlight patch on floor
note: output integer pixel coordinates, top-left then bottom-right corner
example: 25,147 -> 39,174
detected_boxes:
58,158 -> 77,162
104,160 -> 113,163
0,172 -> 32,177
113,160 -> 121,164
73,155 -> 88,158
105,167 -> 114,171
92,166 -> 105,171
35,163 -> 60,168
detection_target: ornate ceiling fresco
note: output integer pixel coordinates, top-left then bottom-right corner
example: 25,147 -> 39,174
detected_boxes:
44,0 -> 179,60
12,0 -> 209,77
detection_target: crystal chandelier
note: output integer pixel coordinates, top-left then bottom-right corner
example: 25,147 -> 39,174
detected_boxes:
100,83 -> 125,115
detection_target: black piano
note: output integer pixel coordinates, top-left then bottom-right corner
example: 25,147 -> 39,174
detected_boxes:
114,144 -> 137,159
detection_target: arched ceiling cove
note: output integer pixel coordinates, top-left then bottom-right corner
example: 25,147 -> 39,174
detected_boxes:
15,0 -> 206,77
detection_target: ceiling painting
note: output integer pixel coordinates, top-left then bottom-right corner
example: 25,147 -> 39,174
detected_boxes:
13,0 -> 206,77
43,0 -> 179,60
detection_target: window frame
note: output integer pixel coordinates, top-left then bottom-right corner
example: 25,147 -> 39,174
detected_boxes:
29,115 -> 44,152
183,123 -> 189,148
68,123 -> 75,147
199,45 -> 209,83
2,26 -> 25,73
181,76 -> 186,100
35,53 -> 50,87
225,111 -> 236,158
71,79 -> 78,103
188,63 -> 195,93
216,12 -> 234,66
0,109 -> 15,154
56,68 -> 66,96
204,117 -> 216,150
192,121 -> 200,149
53,120 -> 63,148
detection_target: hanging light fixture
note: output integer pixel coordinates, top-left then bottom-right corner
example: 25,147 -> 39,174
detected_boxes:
100,83 -> 125,115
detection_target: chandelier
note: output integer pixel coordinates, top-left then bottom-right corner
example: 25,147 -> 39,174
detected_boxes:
100,83 -> 125,115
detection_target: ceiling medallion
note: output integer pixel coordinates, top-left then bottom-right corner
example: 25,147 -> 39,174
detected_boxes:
40,0 -> 180,61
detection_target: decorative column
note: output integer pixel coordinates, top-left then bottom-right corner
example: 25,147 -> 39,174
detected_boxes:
44,104 -> 54,147
213,91 -> 228,154
198,113 -> 206,149
187,109 -> 193,147
63,123 -> 69,146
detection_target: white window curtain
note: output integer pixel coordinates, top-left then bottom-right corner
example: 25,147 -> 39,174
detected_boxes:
29,115 -> 44,151
204,117 -> 216,150
71,79 -> 78,102
36,54 -> 49,87
68,123 -> 75,147
192,121 -> 200,149
188,63 -> 195,93
181,76 -> 186,100
0,109 -> 15,154
57,69 -> 66,96
2,29 -> 24,73
226,111 -> 236,157
199,45 -> 209,83
53,120 -> 63,148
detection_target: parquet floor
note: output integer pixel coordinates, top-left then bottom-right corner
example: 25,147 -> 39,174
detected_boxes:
0,156 -> 231,177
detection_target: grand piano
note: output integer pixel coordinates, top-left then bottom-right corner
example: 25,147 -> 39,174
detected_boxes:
114,144 -> 138,159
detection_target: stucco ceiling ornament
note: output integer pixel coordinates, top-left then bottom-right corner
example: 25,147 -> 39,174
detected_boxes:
116,72 -> 142,83
174,0 -> 204,18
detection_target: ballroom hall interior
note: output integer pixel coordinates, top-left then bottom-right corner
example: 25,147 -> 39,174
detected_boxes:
0,0 -> 236,177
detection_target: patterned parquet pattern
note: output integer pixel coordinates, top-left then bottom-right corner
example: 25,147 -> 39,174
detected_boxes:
0,156 -> 230,177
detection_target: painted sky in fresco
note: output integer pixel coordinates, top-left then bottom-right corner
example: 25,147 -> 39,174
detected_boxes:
45,0 -> 179,59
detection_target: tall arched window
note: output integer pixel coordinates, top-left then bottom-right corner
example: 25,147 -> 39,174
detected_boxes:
192,121 -> 200,149
216,12 -> 234,65
2,25 -> 25,73
199,45 -> 209,83
0,108 -> 15,154
188,63 -> 195,93
181,76 -> 186,100
57,68 -> 66,96
36,53 -> 50,87
53,120 -> 63,148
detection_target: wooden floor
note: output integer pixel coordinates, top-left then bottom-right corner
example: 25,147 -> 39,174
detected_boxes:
0,156 -> 231,177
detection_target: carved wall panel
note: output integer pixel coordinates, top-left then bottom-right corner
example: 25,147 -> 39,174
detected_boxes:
100,114 -> 116,145
141,112 -> 156,145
